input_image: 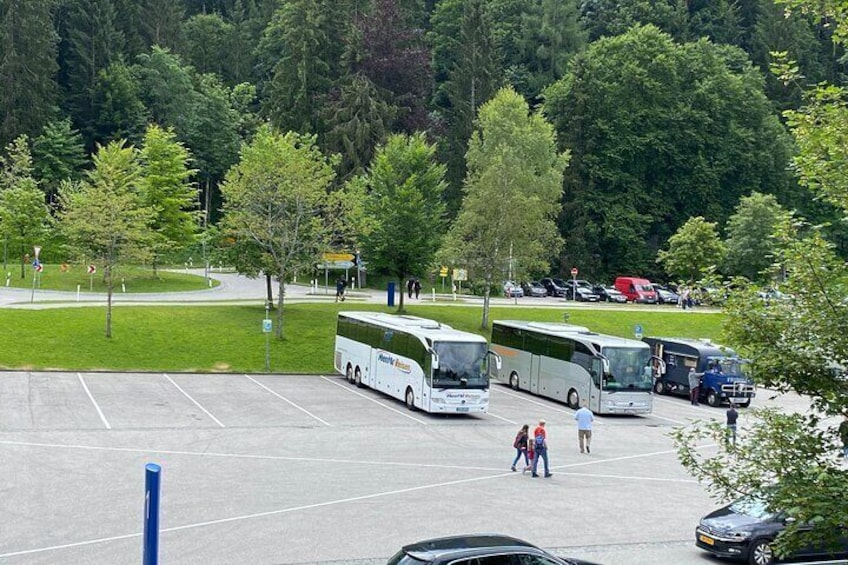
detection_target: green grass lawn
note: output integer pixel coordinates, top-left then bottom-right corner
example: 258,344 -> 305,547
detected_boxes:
2,264 -> 218,292
0,303 -> 724,373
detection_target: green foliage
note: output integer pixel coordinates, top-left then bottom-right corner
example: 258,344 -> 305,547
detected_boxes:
3,264 -> 218,292
182,13 -> 233,78
138,124 -> 198,269
361,132 -> 447,313
31,119 -> 88,202
58,140 -> 154,337
544,24 -> 792,280
442,86 -> 568,328
221,126 -> 336,336
723,192 -> 791,281
657,216 -> 726,282
0,136 -> 51,278
90,60 -> 149,148
0,0 -> 59,148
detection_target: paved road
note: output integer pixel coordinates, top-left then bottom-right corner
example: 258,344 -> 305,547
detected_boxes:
0,370 -> 824,565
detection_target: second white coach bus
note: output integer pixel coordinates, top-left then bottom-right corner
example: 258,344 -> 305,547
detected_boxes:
334,312 -> 501,414
490,320 -> 661,415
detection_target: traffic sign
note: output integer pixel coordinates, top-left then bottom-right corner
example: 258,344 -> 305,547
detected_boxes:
439,266 -> 448,278
35,263 -> 43,273
88,265 -> 96,274
262,319 -> 272,333
634,324 -> 644,339
323,252 -> 355,262
570,267 -> 578,276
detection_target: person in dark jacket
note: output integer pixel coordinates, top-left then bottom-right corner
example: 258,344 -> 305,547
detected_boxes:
726,403 -> 739,447
511,424 -> 530,472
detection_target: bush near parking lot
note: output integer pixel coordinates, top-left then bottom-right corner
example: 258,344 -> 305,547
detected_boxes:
0,304 -> 723,373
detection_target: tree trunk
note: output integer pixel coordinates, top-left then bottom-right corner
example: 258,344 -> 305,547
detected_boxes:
105,264 -> 113,338
482,284 -> 491,330
396,273 -> 405,313
265,273 -> 273,305
276,276 -> 285,339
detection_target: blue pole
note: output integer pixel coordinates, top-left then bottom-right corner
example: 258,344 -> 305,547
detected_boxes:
143,463 -> 161,565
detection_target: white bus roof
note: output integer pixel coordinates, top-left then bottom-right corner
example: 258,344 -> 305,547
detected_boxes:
494,320 -> 648,349
338,311 -> 486,342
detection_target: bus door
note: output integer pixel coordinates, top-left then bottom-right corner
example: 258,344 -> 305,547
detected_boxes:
589,357 -> 604,412
529,354 -> 542,395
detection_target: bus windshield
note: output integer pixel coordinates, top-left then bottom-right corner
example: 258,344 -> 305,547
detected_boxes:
602,347 -> 652,391
708,357 -> 751,377
432,341 -> 489,389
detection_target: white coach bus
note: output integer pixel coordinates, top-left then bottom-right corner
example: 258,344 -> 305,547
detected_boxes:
334,312 -> 501,414
490,320 -> 661,415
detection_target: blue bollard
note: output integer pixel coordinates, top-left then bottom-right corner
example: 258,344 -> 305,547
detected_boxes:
143,463 -> 161,565
387,281 -> 396,307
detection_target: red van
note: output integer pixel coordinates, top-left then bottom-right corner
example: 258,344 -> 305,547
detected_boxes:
614,276 -> 658,303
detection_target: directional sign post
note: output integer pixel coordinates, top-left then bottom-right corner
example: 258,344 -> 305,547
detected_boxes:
570,267 -> 578,301
634,324 -> 644,340
263,302 -> 272,372
88,264 -> 96,291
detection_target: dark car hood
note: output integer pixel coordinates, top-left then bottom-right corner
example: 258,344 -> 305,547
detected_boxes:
701,505 -> 776,535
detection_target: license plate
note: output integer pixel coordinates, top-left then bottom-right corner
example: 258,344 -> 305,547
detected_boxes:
456,407 -> 470,413
699,534 -> 715,546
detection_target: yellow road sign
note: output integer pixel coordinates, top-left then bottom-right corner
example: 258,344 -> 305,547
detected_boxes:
323,252 -> 355,262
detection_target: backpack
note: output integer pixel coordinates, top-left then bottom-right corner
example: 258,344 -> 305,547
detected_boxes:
534,433 -> 545,450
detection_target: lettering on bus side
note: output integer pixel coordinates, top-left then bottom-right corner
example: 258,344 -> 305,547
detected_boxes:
377,351 -> 412,374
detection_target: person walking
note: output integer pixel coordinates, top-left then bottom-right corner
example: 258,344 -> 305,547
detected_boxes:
407,278 -> 414,298
510,424 -> 530,472
413,279 -> 421,299
335,277 -> 347,302
726,402 -> 739,447
531,419 -> 552,478
574,401 -> 594,454
839,414 -> 848,462
688,367 -> 701,405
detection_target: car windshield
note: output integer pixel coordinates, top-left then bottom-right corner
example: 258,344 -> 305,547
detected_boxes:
601,347 -> 652,391
432,341 -> 489,389
635,284 -> 653,292
730,496 -> 776,520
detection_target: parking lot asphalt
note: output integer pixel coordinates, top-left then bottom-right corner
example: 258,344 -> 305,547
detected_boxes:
0,370 -> 817,565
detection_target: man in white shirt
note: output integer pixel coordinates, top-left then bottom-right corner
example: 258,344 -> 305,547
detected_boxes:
574,401 -> 595,454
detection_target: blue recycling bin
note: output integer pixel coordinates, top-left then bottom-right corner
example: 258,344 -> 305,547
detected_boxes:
387,282 -> 396,307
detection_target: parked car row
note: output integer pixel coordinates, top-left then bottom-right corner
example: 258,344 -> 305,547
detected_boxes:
501,276 -> 680,305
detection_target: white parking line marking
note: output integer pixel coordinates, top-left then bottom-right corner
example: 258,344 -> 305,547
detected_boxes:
561,471 -> 698,484
319,375 -> 428,425
485,411 -> 518,424
163,373 -> 225,428
244,375 -> 331,427
76,373 -> 111,429
0,443 -> 703,559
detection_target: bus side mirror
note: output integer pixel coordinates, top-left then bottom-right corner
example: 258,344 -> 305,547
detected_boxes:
430,350 -> 439,370
602,359 -> 610,374
492,352 -> 502,370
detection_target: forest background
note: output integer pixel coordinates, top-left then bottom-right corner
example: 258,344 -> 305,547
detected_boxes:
2,0 -> 846,285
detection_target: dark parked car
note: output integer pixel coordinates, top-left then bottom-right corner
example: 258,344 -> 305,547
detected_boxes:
541,277 -> 567,297
522,281 -> 548,297
696,495 -> 848,565
651,284 -> 680,304
563,280 -> 600,301
593,285 -> 628,303
387,534 -> 602,565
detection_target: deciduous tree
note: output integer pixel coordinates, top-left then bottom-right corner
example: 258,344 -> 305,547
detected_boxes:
656,216 -> 725,283
221,126 -> 336,338
58,141 -> 153,338
441,87 -> 568,329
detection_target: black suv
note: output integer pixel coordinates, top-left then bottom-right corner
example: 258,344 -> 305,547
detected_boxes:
540,277 -> 567,297
387,534 -> 601,565
696,495 -> 848,565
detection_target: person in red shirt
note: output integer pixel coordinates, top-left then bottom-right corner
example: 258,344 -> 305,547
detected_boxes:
531,419 -> 552,477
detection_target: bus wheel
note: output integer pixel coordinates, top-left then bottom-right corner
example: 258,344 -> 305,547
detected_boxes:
654,379 -> 666,395
345,364 -> 353,383
510,372 -> 520,391
354,367 -> 363,388
706,389 -> 720,407
567,389 -> 579,409
405,387 -> 415,411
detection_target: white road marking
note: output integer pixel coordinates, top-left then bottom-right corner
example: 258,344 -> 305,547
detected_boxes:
491,386 -> 574,415
485,411 -> 518,424
244,375 -> 331,427
76,373 -> 111,429
319,375 -> 428,425
163,373 -> 225,428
